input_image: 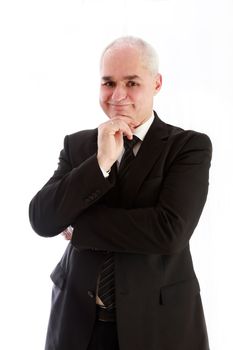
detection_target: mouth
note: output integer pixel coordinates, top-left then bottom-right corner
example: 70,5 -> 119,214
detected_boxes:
108,103 -> 131,108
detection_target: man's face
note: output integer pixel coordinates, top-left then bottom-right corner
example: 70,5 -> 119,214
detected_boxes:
99,45 -> 162,124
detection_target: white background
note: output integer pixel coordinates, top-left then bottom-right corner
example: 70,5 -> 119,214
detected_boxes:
0,0 -> 233,349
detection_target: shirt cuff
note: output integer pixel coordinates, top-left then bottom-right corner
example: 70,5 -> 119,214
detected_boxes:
100,167 -> 111,178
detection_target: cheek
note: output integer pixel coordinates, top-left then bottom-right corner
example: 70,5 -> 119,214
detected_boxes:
99,88 -> 110,103
130,91 -> 145,106
140,89 -> 154,103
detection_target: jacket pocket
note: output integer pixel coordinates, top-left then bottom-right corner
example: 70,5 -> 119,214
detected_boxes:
160,277 -> 200,306
50,262 -> 66,290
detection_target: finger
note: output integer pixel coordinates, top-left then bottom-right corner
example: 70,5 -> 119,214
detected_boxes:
61,228 -> 73,240
109,120 -> 133,139
111,116 -> 140,127
110,117 -> 140,137
64,232 -> 72,240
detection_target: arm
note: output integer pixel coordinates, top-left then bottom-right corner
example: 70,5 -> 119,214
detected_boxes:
29,117 -> 139,237
29,135 -> 115,237
73,133 -> 212,255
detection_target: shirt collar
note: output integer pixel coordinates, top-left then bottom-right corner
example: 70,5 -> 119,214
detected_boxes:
133,113 -> 154,141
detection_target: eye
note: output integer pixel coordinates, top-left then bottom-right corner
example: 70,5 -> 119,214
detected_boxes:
127,81 -> 138,87
102,81 -> 115,87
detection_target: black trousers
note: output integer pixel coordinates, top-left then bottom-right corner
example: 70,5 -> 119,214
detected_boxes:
87,320 -> 119,350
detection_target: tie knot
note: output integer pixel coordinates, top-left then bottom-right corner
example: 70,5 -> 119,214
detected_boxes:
123,135 -> 140,150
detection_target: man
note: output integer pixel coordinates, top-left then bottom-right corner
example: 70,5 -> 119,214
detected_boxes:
29,36 -> 212,350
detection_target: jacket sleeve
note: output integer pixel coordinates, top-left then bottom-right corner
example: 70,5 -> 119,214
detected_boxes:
73,133 -> 212,255
29,135 -> 114,237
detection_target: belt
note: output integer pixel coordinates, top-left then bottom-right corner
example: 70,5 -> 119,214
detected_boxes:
96,305 -> 116,322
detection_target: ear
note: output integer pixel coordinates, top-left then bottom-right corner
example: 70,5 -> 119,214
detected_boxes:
153,74 -> 162,96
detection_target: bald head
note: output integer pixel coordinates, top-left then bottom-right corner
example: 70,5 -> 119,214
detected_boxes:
100,36 -> 159,76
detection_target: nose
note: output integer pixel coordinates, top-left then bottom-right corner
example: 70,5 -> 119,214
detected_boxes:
111,85 -> 127,102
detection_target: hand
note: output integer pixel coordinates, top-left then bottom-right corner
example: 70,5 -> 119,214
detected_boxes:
61,226 -> 73,240
97,116 -> 139,171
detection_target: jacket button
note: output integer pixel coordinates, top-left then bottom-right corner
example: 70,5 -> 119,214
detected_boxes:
87,290 -> 95,298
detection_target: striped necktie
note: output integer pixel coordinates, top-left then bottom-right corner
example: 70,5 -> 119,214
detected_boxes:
98,135 -> 140,309
119,135 -> 140,178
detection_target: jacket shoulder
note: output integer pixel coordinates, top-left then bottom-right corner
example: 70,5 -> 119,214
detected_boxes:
67,128 -> 97,145
165,121 -> 212,152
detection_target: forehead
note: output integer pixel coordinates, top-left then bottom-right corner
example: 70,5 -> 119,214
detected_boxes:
100,45 -> 146,77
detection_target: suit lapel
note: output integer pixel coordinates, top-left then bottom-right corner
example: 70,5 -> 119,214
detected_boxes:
120,112 -> 169,208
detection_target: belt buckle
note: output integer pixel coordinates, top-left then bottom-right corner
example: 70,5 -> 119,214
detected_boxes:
96,306 -> 116,322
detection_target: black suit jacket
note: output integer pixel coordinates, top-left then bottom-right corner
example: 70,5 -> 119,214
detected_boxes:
29,112 -> 212,350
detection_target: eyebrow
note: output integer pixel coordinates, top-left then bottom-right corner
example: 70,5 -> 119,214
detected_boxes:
101,75 -> 141,81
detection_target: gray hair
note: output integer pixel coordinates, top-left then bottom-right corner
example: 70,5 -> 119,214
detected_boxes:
100,36 -> 159,75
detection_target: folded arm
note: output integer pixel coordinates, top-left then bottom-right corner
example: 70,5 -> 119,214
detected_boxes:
73,133 -> 212,255
29,117 -> 139,237
29,135 -> 114,237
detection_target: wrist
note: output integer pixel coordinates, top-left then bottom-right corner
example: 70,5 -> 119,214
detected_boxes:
97,154 -> 113,173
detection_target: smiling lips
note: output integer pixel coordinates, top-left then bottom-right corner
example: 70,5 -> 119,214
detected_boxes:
109,103 -> 131,108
